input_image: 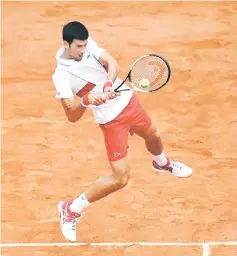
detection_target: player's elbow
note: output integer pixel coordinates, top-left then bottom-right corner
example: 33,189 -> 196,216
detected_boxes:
68,117 -> 77,123
67,114 -> 82,123
65,112 -> 79,123
63,105 -> 85,123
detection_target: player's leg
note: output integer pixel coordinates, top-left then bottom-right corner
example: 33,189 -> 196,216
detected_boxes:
58,157 -> 129,242
134,123 -> 169,163
76,156 -> 130,204
58,112 -> 131,242
134,123 -> 192,177
130,95 -> 192,178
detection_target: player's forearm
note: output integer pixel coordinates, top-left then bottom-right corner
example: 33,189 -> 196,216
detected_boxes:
66,102 -> 86,123
106,57 -> 119,82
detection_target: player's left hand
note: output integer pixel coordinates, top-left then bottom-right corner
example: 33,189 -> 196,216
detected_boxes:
104,86 -> 120,100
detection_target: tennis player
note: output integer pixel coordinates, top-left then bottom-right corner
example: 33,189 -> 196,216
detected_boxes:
52,21 -> 193,242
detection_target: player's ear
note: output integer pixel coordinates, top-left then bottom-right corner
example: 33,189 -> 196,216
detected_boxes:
63,41 -> 69,48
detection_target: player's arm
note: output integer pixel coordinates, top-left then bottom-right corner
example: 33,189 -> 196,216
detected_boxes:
53,72 -> 85,123
87,38 -> 119,97
98,51 -> 119,83
61,96 -> 86,123
53,70 -> 106,122
98,51 -> 120,99
61,94 -> 107,123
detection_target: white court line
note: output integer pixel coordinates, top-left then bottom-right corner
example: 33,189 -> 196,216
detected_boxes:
2,0 -> 237,2
203,244 -> 210,256
1,241 -> 237,247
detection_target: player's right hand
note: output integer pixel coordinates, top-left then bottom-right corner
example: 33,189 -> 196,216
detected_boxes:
88,94 -> 107,106
103,86 -> 120,99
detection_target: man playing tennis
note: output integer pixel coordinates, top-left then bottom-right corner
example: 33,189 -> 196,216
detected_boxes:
52,21 -> 193,242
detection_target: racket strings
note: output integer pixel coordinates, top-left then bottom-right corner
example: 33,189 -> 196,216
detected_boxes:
130,55 -> 169,92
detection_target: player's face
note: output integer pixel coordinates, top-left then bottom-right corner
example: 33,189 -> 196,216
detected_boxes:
69,39 -> 88,61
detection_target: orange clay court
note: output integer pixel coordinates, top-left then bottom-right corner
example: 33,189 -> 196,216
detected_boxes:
1,1 -> 237,256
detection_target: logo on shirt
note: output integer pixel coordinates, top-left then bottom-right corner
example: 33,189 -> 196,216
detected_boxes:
114,152 -> 120,157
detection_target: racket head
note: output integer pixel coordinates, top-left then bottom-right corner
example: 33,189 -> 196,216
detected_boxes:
128,54 -> 171,92
114,54 -> 171,93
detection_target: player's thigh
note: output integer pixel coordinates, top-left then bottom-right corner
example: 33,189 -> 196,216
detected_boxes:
99,120 -> 130,163
129,97 -> 153,137
134,122 -> 160,141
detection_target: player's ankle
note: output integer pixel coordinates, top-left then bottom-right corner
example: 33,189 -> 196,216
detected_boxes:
70,193 -> 91,214
153,152 -> 168,166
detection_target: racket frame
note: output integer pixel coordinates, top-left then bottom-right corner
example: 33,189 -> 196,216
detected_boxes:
114,54 -> 171,93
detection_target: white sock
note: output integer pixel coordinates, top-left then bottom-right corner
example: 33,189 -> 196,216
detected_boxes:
70,193 -> 91,214
153,152 -> 168,166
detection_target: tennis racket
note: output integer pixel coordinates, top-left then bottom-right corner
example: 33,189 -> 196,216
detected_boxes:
114,54 -> 171,93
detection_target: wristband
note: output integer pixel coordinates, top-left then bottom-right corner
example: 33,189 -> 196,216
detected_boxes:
81,94 -> 90,107
103,80 -> 113,92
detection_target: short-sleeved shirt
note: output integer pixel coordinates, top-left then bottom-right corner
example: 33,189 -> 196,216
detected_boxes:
52,37 -> 133,124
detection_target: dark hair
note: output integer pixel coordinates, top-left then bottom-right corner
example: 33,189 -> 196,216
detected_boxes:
63,21 -> 89,45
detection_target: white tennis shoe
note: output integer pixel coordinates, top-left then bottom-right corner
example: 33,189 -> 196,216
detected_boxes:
152,159 -> 192,178
57,200 -> 84,242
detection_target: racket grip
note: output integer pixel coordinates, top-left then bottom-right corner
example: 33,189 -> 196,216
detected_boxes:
103,80 -> 113,92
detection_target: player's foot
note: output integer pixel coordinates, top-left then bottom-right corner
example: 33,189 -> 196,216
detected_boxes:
152,159 -> 192,178
57,200 -> 84,242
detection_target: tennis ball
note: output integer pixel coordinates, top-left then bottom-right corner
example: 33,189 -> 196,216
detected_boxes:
139,78 -> 150,88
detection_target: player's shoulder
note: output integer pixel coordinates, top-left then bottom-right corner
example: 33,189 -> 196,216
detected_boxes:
53,68 -> 70,76
54,46 -> 74,68
87,36 -> 96,45
86,37 -> 103,51
52,47 -> 73,77
86,37 -> 96,50
86,37 -> 106,60
52,69 -> 71,85
55,46 -> 64,61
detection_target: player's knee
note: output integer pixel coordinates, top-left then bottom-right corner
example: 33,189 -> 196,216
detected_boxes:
145,125 -> 160,141
113,168 -> 130,189
110,157 -> 130,189
154,128 -> 161,139
116,172 -> 130,188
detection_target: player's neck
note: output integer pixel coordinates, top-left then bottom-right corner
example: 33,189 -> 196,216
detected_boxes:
62,48 -> 72,60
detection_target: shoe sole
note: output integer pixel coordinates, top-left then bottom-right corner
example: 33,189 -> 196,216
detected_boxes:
152,165 -> 166,173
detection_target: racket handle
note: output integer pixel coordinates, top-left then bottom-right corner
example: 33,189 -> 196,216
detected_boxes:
114,88 -> 131,92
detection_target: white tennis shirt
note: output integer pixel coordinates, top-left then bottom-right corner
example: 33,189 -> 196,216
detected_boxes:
52,37 -> 133,124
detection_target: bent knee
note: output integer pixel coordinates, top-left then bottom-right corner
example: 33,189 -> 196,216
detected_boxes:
113,171 -> 130,189
143,125 -> 161,141
110,157 -> 130,189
